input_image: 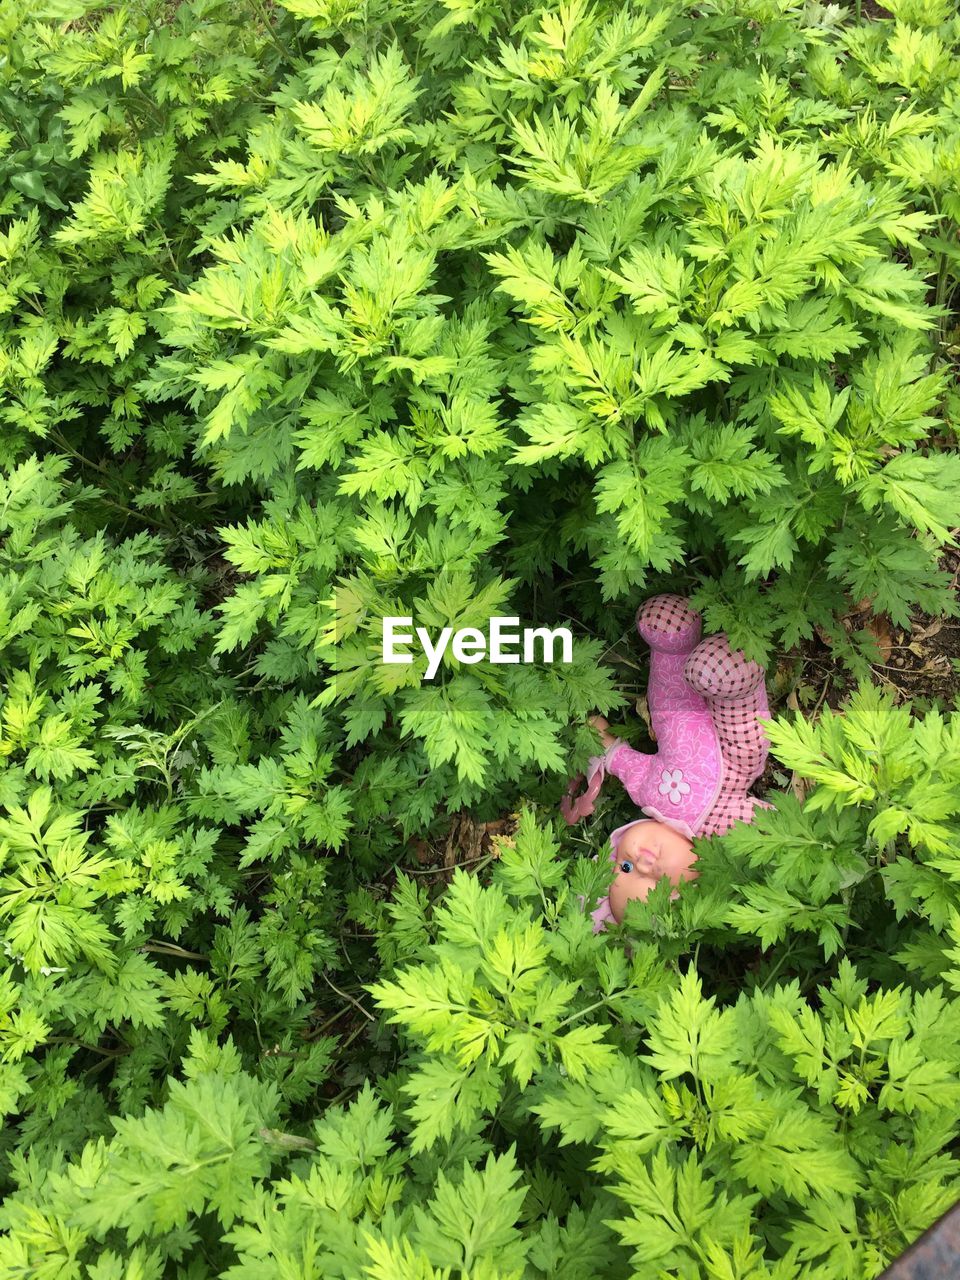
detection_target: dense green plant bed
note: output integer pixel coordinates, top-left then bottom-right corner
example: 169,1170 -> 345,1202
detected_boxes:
1,0 -> 960,1274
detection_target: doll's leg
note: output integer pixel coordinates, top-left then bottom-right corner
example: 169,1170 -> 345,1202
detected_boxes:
636,597 -> 718,769
683,634 -> 769,776
636,595 -> 706,721
636,594 -> 702,655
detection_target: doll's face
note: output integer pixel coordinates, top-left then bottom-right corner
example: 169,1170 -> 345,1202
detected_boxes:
608,821 -> 697,923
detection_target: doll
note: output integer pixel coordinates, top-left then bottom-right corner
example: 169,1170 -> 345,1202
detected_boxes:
562,594 -> 770,927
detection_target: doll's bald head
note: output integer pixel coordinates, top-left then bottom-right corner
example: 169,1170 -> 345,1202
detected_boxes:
608,820 -> 697,923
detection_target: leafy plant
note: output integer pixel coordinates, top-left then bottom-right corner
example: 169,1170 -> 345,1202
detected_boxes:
0,0 -> 959,1275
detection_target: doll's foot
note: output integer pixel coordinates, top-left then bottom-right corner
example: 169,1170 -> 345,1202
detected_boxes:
684,633 -> 764,700
636,595 -> 702,654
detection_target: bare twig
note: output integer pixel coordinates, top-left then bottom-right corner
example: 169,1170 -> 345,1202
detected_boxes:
321,972 -> 375,1023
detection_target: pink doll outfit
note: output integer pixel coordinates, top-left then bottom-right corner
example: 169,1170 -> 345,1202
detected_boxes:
569,595 -> 770,930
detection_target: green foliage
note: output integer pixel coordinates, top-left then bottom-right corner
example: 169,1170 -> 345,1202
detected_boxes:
367,790 -> 960,1279
1,0 -> 960,1275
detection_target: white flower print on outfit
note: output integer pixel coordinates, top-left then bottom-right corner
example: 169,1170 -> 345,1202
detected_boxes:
658,767 -> 690,806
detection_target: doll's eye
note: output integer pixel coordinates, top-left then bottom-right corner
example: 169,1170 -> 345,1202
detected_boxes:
619,861 -> 632,873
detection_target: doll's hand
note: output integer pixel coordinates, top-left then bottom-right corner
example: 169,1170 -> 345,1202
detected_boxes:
588,714 -> 619,750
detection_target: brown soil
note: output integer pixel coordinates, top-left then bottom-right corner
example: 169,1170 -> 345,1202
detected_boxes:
755,549 -> 960,797
859,0 -> 894,18
403,812 -> 520,882
782,548 -> 960,713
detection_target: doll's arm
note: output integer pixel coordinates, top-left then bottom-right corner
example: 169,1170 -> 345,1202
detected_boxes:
563,720 -> 657,819
603,740 -> 657,807
585,715 -> 658,809
599,596 -> 712,809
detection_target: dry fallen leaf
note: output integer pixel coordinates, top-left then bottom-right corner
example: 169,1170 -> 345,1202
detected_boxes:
488,834 -> 515,860
442,812 -> 485,873
908,617 -> 944,656
411,838 -> 433,865
919,655 -> 951,674
635,694 -> 652,736
864,614 -> 894,663
790,771 -> 811,805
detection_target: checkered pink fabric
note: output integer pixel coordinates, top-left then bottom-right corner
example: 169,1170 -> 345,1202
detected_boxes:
605,596 -> 723,833
603,595 -> 769,839
684,632 -> 769,835
635,593 -> 703,652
